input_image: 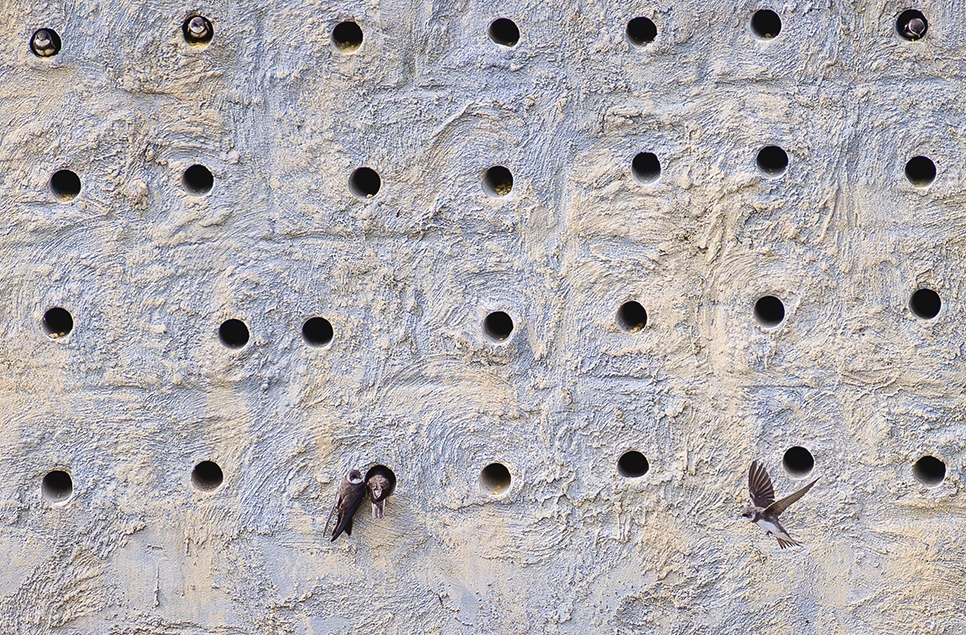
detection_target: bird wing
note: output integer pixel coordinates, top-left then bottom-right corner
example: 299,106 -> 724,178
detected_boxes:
324,486 -> 343,535
766,477 -> 819,517
331,482 -> 366,541
748,461 -> 775,508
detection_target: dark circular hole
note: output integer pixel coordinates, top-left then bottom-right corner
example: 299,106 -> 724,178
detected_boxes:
488,18 -> 520,47
751,9 -> 782,39
43,307 -> 74,338
626,17 -> 657,46
913,455 -> 945,487
182,15 -> 213,45
754,295 -> 785,328
617,451 -> 649,478
910,288 -> 941,320
782,446 -> 815,478
183,164 -> 214,195
30,28 -> 62,57
49,169 -> 81,201
896,10 -> 927,41
756,146 -> 788,177
482,165 -> 513,197
41,470 -> 73,503
349,167 -> 381,198
191,460 -> 224,491
365,465 -> 397,497
631,152 -> 661,184
332,21 -> 364,52
480,463 -> 511,495
483,311 -> 514,342
219,319 -> 250,349
617,301 -> 647,332
302,317 -> 334,347
905,156 -> 936,187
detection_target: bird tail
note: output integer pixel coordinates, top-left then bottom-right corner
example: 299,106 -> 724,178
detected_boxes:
776,536 -> 801,549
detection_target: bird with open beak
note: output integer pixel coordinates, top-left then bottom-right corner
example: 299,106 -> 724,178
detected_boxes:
366,466 -> 394,519
325,469 -> 366,541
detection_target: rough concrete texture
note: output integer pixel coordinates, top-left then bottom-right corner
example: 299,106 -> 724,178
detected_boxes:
0,0 -> 964,633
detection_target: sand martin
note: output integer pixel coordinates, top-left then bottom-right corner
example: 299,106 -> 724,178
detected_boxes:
325,469 -> 366,541
31,29 -> 58,57
366,466 -> 395,519
903,17 -> 926,40
741,461 -> 818,549
183,16 -> 213,44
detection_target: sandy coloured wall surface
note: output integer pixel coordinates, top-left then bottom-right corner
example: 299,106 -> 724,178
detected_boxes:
0,1 -> 964,633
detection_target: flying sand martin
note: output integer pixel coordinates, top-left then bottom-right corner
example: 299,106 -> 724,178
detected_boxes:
741,461 -> 818,549
326,469 -> 366,541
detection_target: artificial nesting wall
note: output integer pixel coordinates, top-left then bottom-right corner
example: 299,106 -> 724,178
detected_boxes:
1,1 -> 964,634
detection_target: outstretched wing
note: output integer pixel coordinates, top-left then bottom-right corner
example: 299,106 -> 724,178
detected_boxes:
766,477 -> 819,517
748,461 -> 775,508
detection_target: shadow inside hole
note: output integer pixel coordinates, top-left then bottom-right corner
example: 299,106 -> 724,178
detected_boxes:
626,17 -> 657,46
480,463 -> 511,495
482,165 -> 513,197
488,18 -> 520,47
183,164 -> 214,195
756,146 -> 788,177
782,446 -> 814,477
332,21 -> 364,52
43,307 -> 74,338
483,311 -> 514,342
618,451 -> 649,477
910,288 -> 941,319
30,28 -> 62,57
617,301 -> 647,332
754,295 -> 785,327
913,455 -> 945,486
50,169 -> 81,201
219,319 -> 250,348
302,317 -> 334,347
365,465 -> 397,498
182,15 -> 213,45
904,156 -> 936,186
896,9 -> 927,41
751,9 -> 782,38
191,461 -> 224,491
349,167 -> 381,198
631,152 -> 661,184
41,470 -> 73,503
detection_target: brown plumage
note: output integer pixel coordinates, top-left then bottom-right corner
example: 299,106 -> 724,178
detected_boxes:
366,468 -> 394,519
325,469 -> 366,541
741,461 -> 819,548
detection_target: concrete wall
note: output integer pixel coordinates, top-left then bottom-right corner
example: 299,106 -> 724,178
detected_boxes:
0,0 -> 963,633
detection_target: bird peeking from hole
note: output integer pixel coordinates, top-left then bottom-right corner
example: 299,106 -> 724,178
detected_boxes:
741,460 -> 819,548
325,469 -> 366,541
903,17 -> 926,40
366,466 -> 395,519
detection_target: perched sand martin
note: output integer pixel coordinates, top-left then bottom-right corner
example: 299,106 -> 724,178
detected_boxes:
366,467 -> 395,519
742,461 -> 818,549
325,469 -> 366,541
